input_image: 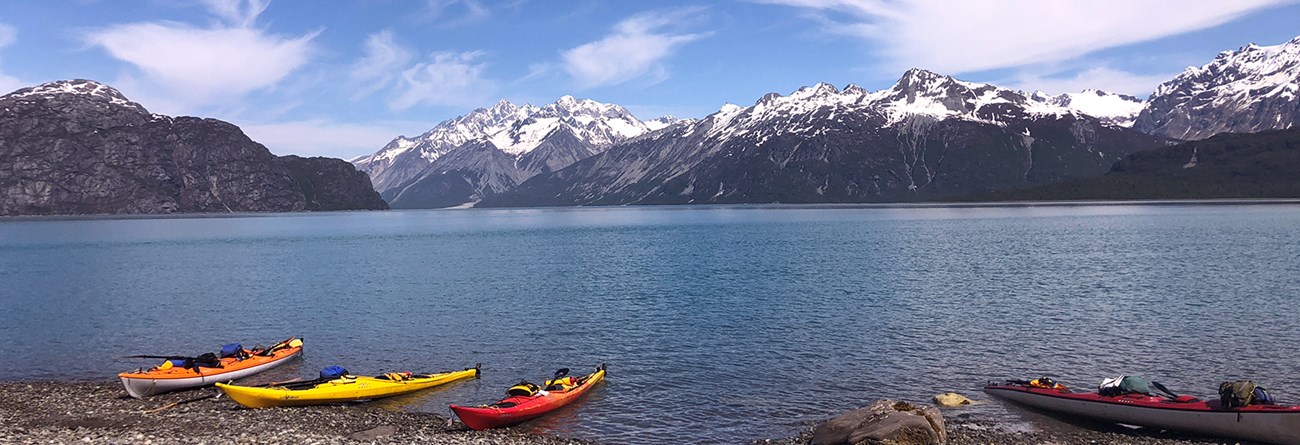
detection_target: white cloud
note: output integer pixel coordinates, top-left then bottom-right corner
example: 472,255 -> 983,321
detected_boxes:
199,0 -> 270,28
83,1 -> 317,112
349,31 -> 413,99
238,119 -> 424,159
390,51 -> 496,110
562,8 -> 709,89
1005,67 -> 1178,98
347,31 -> 496,111
0,23 -> 15,48
420,0 -> 491,26
0,23 -> 22,94
759,0 -> 1296,74
0,73 -> 23,95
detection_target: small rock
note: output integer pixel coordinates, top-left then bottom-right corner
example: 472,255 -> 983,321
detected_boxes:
933,393 -> 973,407
347,425 -> 398,441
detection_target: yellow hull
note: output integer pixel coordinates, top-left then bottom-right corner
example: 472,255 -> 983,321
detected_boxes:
217,366 -> 479,408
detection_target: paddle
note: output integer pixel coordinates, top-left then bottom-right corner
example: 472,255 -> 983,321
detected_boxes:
122,355 -> 198,360
1151,381 -> 1181,398
256,337 -> 301,357
545,368 -> 571,389
122,353 -> 221,372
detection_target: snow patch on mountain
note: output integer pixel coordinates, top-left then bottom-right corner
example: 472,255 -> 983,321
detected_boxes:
693,69 -> 1141,149
6,79 -> 147,113
1155,36 -> 1300,101
1136,35 -> 1300,139
646,115 -> 689,131
1033,90 -> 1144,127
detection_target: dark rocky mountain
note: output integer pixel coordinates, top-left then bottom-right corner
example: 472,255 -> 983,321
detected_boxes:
482,70 -> 1167,207
353,96 -> 668,208
275,155 -> 389,211
1134,36 -> 1300,140
0,79 -> 386,216
969,128 -> 1300,201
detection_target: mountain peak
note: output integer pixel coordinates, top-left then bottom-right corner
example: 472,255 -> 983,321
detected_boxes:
1137,34 -> 1300,139
898,68 -> 948,83
5,79 -> 147,113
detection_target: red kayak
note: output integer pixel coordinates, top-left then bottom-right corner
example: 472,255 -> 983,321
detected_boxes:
451,364 -> 606,430
986,380 -> 1300,445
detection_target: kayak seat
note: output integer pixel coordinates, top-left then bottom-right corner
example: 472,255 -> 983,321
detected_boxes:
490,402 -> 517,408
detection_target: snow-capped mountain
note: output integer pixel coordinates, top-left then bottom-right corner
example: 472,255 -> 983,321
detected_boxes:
352,95 -> 660,207
1135,35 -> 1300,140
1032,90 -> 1144,127
7,79 -> 151,115
483,70 -> 1165,207
645,115 -> 692,131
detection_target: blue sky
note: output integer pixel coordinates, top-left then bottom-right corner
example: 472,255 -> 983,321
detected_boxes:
1,0 -> 1299,159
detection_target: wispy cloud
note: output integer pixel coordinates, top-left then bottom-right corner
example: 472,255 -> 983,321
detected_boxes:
392,51 -> 495,110
198,0 -> 270,28
350,31 -> 496,111
349,31 -> 413,99
758,0 -> 1295,74
420,0 -> 492,26
83,0 -> 317,113
0,23 -> 15,48
0,23 -> 23,94
562,8 -> 710,89
1004,66 -> 1178,97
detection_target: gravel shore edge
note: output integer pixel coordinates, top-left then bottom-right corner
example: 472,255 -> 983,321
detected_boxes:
2,382 -> 1241,444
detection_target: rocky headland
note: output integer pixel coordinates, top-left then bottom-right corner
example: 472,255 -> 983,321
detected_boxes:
0,80 -> 387,216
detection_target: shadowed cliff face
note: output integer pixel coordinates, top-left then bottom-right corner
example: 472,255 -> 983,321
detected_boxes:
275,156 -> 389,211
0,80 -> 387,216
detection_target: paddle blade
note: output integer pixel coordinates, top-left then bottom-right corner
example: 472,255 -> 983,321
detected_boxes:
553,368 -> 570,379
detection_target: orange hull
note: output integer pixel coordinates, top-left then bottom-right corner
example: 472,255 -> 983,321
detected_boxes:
118,338 -> 302,398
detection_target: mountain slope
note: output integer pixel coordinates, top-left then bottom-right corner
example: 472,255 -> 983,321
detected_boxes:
483,70 -> 1166,207
0,79 -> 386,216
1135,36 -> 1300,140
355,96 -> 662,208
970,128 -> 1300,200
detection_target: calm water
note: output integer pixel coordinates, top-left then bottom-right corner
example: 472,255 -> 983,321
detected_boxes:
2,204 -> 1299,444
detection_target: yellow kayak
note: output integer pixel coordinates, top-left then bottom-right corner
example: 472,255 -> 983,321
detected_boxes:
216,365 -> 479,408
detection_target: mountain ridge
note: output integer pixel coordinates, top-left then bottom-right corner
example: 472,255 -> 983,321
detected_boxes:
0,79 -> 387,216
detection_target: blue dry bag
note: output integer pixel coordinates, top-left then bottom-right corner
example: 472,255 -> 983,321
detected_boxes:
220,343 -> 243,358
320,366 -> 349,379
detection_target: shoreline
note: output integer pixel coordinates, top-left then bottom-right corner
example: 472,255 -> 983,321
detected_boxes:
2,382 -> 1238,444
4,197 -> 1300,222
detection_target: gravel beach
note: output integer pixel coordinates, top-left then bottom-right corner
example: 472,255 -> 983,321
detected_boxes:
2,382 -> 1248,444
0,381 -> 598,445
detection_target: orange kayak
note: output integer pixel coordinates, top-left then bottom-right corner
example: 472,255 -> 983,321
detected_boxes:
451,364 -> 605,430
118,337 -> 303,398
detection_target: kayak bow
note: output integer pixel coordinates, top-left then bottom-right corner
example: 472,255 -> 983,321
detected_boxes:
451,364 -> 606,430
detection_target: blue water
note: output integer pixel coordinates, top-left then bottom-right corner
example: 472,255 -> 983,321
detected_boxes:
3,204 -> 1300,444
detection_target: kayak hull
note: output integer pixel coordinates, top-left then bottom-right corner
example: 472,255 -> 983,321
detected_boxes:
217,367 -> 479,408
986,384 -> 1300,445
452,365 -> 605,430
118,339 -> 302,398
